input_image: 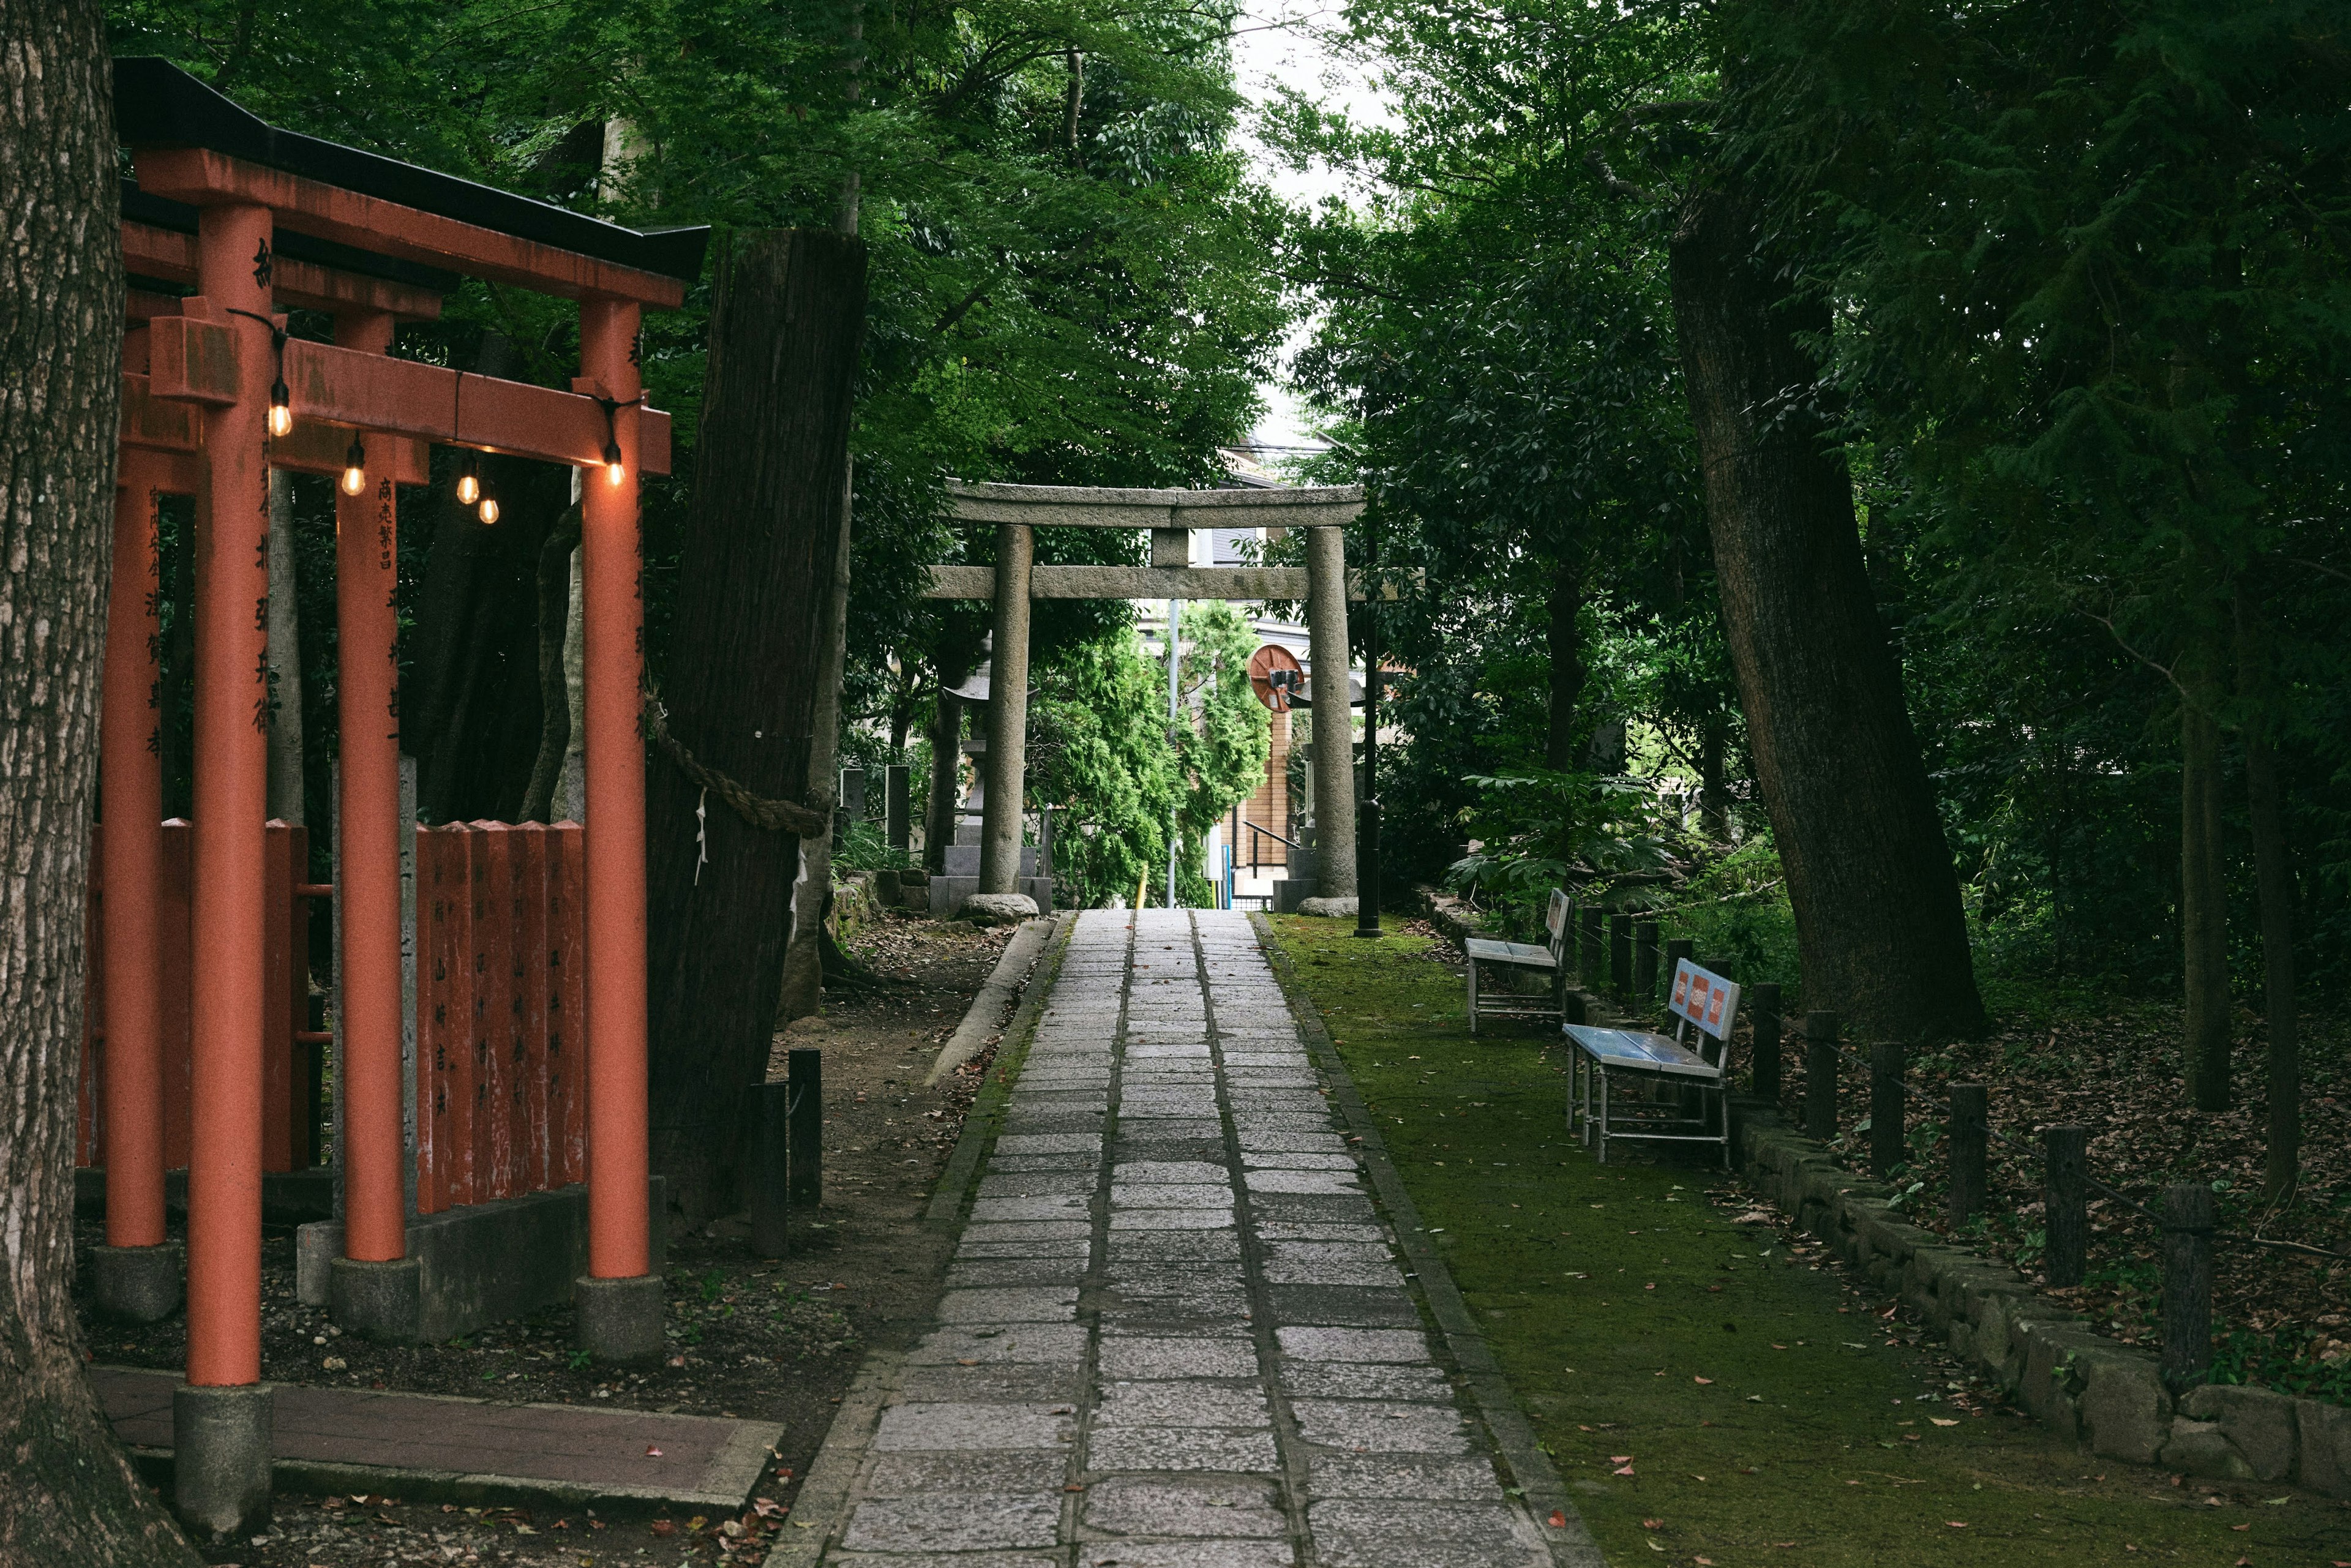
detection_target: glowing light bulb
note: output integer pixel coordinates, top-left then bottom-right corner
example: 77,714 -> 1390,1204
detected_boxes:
603,438 -> 626,487
478,496 -> 500,525
456,456 -> 480,506
268,380 -> 293,438
340,437 -> 367,497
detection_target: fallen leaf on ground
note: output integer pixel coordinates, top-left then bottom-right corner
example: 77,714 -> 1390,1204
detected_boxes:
1547,1511 -> 1567,1528
1930,1418 -> 1958,1427
1613,1465 -> 1636,1477
1693,1376 -> 1713,1385
646,1446 -> 664,1457
1642,1518 -> 1663,1529
1946,1521 -> 1967,1528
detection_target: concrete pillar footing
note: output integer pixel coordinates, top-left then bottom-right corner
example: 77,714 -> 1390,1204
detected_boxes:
90,1242 -> 182,1322
172,1381 -> 272,1542
329,1255 -> 422,1341
576,1273 -> 666,1364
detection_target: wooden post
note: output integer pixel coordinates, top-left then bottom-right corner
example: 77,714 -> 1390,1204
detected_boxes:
1803,1010 -> 1840,1141
1633,920 -> 1659,1005
580,293 -> 650,1284
1608,913 -> 1632,1002
1948,1085 -> 1987,1224
1749,982 -> 1782,1102
750,1081 -> 789,1259
1869,1040 -> 1906,1177
2044,1126 -> 2088,1288
2159,1182 -> 2215,1396
787,1047 -> 823,1206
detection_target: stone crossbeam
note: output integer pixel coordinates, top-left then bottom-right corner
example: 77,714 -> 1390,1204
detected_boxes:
947,479 -> 1365,529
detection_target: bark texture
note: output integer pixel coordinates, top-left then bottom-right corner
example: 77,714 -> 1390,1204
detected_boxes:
776,464 -> 855,1025
923,667 -> 966,873
0,21 -> 200,1564
2178,666 -> 2232,1109
1667,187 -> 1985,1040
645,230 -> 866,1225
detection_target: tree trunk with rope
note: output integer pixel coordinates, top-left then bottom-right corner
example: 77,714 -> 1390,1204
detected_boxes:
645,230 -> 867,1227
0,19 -> 204,1563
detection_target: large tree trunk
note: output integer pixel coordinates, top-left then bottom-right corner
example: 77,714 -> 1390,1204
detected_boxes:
645,230 -> 866,1227
1667,186 -> 1984,1040
0,23 -> 201,1564
2178,673 -> 2230,1110
776,463 -> 855,1025
2235,585 -> 2297,1191
1543,555 -> 1584,771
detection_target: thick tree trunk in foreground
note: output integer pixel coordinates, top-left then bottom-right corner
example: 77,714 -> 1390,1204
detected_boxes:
1668,187 -> 1984,1040
647,230 -> 866,1226
776,466 -> 855,1025
1543,555 -> 1584,772
0,21 -> 200,1564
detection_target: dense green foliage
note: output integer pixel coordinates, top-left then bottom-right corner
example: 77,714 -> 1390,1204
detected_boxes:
1272,0 -> 2351,1012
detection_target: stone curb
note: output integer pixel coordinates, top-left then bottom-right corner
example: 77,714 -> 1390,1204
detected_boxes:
1251,913 -> 1610,1567
923,912 -> 1071,1229
1727,1098 -> 2351,1497
923,912 -> 1059,1086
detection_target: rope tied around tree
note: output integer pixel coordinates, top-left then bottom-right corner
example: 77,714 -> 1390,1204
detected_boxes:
642,689 -> 832,838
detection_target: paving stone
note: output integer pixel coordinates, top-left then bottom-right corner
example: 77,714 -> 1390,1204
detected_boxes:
948,1259 -> 1091,1289
1084,1427 -> 1281,1474
1240,1152 -> 1355,1170
1262,1286 -> 1420,1327
1275,1327 -> 1431,1364
864,1452 -> 1071,1495
1289,1400 -> 1473,1455
961,1221 -> 1095,1245
1234,1131 -> 1348,1154
1229,1113 -> 1334,1132
1115,1119 -> 1228,1141
1307,1499 -> 1539,1568
978,1171 -> 1100,1199
1098,1336 -> 1259,1381
986,1153 -> 1104,1174
830,1553 -> 1057,1568
1247,1194 -> 1381,1226
996,1133 -> 1108,1155
957,1234 -> 1097,1259
1304,1454 -> 1504,1501
1257,1242 -> 1394,1288
841,1491 -> 1062,1551
1110,1184 -> 1235,1210
1242,1169 -> 1362,1196
970,1195 -> 1095,1223
1108,1231 -> 1243,1262
907,1324 -> 1089,1365
1252,1221 -> 1387,1245
893,1364 -> 1089,1405
936,1286 -> 1082,1323
1070,1539 -> 1296,1568
1278,1362 -> 1453,1402
1110,1209 -> 1242,1231
1113,1160 -> 1232,1185
1080,1476 -> 1285,1537
871,1403 -> 1076,1452
1095,1381 -> 1272,1428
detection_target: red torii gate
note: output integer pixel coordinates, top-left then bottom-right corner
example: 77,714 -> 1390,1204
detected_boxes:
99,59 -> 704,1536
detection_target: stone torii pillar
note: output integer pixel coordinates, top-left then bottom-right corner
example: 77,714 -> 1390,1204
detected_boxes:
978,522 -> 1034,895
1304,524 -> 1355,900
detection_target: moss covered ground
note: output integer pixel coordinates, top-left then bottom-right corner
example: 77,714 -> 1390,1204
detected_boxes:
1262,915 -> 2350,1568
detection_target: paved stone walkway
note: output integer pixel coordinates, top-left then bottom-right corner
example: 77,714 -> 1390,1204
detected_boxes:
824,910 -> 1555,1567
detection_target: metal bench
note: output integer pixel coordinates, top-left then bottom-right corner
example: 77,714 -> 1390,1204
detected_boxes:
1565,958 -> 1740,1166
1464,888 -> 1569,1035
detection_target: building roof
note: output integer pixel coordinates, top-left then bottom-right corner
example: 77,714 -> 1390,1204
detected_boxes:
114,58 -> 708,287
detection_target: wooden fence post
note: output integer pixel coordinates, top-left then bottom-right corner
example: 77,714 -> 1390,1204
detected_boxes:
1665,938 -> 1693,1002
787,1048 -> 823,1207
2160,1182 -> 2216,1397
1948,1084 -> 1987,1224
1608,913 -> 1632,1003
1633,921 -> 1659,1005
751,1081 -> 790,1258
1749,982 -> 1782,1103
1869,1041 -> 1907,1178
2044,1126 -> 2088,1288
1803,1011 -> 1840,1141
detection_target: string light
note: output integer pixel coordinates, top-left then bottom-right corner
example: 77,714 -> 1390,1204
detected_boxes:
456,452 -> 481,506
604,436 -> 626,487
340,437 -> 367,497
477,475 -> 500,525
596,396 -> 627,487
268,377 -> 293,438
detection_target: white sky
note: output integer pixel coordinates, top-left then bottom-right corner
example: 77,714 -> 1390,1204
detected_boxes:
1228,5 -> 1395,452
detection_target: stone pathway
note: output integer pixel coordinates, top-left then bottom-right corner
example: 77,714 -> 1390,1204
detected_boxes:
822,910 -> 1559,1567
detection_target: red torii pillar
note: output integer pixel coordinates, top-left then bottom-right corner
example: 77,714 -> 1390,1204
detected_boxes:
175,200 -> 276,1539
91,438 -> 178,1324
573,296 -> 662,1359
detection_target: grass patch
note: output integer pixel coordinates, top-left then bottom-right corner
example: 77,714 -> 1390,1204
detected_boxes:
1262,914 -> 2349,1566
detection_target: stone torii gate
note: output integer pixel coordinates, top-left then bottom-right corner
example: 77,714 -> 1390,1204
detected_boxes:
923,481 -> 1367,908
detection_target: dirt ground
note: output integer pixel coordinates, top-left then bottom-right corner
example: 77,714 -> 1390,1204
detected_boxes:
73,911 -> 1025,1566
